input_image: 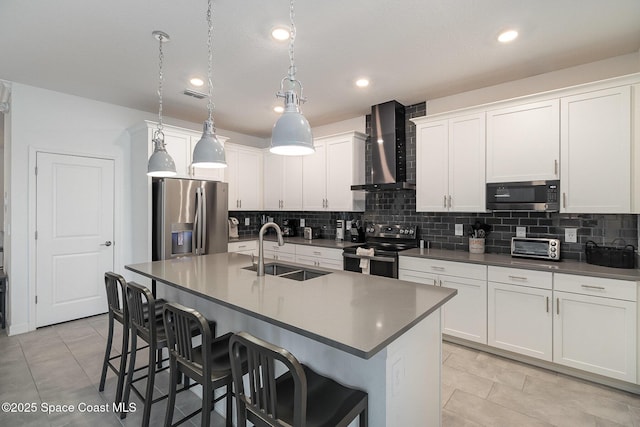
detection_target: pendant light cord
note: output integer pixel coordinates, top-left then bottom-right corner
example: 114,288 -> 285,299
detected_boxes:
157,33 -> 165,134
206,0 -> 216,132
287,0 -> 296,83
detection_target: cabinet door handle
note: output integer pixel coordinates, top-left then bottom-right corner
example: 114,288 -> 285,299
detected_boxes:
556,298 -> 560,315
554,159 -> 558,176
581,285 -> 605,290
562,193 -> 567,209
239,200 -> 242,209
431,266 -> 445,271
546,296 -> 549,313
443,195 -> 447,208
508,275 -> 528,281
448,195 -> 452,208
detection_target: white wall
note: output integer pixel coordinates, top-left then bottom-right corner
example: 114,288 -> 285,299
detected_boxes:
427,52 -> 640,115
5,83 -> 262,335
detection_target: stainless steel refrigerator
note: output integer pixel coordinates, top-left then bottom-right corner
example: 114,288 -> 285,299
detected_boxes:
152,178 -> 228,261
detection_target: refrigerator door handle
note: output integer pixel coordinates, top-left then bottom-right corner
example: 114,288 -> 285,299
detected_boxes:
200,186 -> 207,255
193,188 -> 201,255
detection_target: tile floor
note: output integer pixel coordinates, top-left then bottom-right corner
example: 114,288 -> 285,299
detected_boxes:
1,314 -> 639,426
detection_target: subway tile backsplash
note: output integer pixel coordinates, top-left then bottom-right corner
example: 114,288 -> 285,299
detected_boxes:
234,101 -> 639,263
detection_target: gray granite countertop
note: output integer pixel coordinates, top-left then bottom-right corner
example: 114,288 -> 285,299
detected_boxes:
400,248 -> 640,281
126,253 -> 456,359
229,235 -> 360,250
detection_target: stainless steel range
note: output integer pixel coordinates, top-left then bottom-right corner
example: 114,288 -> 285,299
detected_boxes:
343,224 -> 418,278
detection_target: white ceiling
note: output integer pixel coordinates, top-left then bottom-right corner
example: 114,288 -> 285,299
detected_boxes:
1,0 -> 639,138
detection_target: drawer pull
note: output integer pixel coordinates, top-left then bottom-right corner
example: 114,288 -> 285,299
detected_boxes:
508,275 -> 528,281
238,245 -> 246,249
581,285 -> 605,291
313,251 -> 322,255
431,266 -> 445,271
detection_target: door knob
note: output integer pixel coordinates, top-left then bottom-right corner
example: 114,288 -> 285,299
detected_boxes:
101,241 -> 112,247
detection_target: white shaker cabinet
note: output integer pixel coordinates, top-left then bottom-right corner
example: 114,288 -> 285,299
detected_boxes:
553,273 -> 637,382
263,151 -> 303,211
302,131 -> 366,212
295,245 -> 343,270
486,99 -> 560,183
560,86 -> 631,213
399,257 -> 487,344
487,267 -> 553,361
226,144 -> 263,211
413,113 -> 485,212
263,242 -> 296,263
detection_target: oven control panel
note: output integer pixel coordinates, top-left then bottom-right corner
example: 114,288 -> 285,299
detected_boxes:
365,224 -> 417,240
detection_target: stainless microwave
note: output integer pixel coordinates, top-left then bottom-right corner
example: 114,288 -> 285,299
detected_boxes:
486,180 -> 560,212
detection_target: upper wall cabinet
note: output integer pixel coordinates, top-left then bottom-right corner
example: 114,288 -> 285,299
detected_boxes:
486,99 -> 560,183
302,131 -> 366,212
560,86 -> 631,213
413,113 -> 486,212
263,150 -> 303,211
225,144 -> 263,211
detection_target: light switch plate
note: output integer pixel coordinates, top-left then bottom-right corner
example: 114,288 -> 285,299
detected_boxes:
455,224 -> 463,236
516,227 -> 526,237
300,218 -> 305,227
565,228 -> 577,243
244,217 -> 250,226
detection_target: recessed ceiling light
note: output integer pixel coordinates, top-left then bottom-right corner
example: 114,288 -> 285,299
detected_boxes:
273,105 -> 284,113
190,77 -> 204,87
355,78 -> 370,88
271,27 -> 290,41
498,29 -> 518,43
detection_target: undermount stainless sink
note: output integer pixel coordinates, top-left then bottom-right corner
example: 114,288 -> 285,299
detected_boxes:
243,262 -> 331,281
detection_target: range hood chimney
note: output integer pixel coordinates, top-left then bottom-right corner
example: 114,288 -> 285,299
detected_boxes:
351,100 -> 415,191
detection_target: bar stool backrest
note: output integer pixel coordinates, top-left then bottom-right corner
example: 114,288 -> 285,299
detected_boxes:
104,272 -> 127,323
162,302 -> 213,383
229,332 -> 307,427
125,281 -> 157,344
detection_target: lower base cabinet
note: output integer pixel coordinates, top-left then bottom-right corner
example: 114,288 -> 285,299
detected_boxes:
399,257 -> 487,344
487,266 -> 553,361
488,282 -> 553,361
553,273 -> 637,383
227,240 -> 258,257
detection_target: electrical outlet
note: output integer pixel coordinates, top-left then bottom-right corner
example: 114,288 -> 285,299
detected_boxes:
565,228 -> 577,243
455,224 -> 463,236
244,217 -> 250,226
300,218 -> 305,227
516,226 -> 526,238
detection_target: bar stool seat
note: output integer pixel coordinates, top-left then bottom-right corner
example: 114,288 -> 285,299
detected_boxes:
230,331 -> 368,427
163,302 -> 246,427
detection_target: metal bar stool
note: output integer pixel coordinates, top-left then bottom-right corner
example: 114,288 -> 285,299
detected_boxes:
162,302 -> 246,427
121,281 -> 173,427
229,332 -> 368,427
99,272 -> 166,407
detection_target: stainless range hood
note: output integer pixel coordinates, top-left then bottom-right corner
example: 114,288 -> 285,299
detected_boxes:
351,100 -> 416,192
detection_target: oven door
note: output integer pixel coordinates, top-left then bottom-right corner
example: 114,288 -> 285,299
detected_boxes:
343,253 -> 398,278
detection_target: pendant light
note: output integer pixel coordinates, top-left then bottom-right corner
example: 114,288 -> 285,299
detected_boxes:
270,0 -> 314,156
147,31 -> 177,177
192,0 -> 226,168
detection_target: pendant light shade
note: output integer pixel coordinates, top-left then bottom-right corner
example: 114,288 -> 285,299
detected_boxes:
271,90 -> 314,155
147,30 -> 177,177
270,0 -> 314,156
192,0 -> 227,169
192,120 -> 226,168
148,133 -> 177,177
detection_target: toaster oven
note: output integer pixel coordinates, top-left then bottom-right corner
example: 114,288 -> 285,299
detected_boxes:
511,237 -> 561,261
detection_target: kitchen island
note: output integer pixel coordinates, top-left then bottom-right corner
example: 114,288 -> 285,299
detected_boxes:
126,252 -> 456,426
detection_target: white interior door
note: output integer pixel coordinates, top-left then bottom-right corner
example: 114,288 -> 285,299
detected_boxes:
36,152 -> 114,327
